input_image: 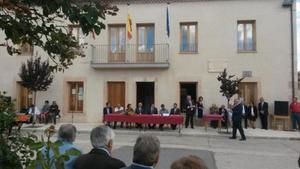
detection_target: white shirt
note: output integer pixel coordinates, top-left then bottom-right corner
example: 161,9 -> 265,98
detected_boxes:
251,107 -> 255,116
114,106 -> 124,113
28,106 -> 41,115
242,105 -> 245,115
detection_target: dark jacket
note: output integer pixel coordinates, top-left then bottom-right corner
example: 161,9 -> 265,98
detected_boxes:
121,163 -> 153,169
185,100 -> 195,115
135,107 -> 145,114
149,107 -> 158,115
103,106 -> 113,115
170,108 -> 181,115
247,106 -> 258,120
258,102 -> 269,116
232,103 -> 243,123
74,148 -> 126,169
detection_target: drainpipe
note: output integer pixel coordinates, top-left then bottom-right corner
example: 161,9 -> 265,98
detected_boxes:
282,0 -> 296,98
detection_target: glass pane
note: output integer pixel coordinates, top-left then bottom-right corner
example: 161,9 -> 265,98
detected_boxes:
119,27 -> 126,52
181,25 -> 188,52
110,27 -> 117,53
189,25 -> 196,52
246,23 -> 254,50
77,84 -> 84,111
146,26 -> 154,52
237,23 -> 244,50
138,26 -> 146,52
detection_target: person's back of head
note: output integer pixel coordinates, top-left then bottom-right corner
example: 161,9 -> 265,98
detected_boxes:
90,125 -> 115,153
133,134 -> 160,167
170,155 -> 207,169
58,124 -> 77,143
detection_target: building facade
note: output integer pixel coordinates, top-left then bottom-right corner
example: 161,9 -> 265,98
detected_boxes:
0,0 -> 297,124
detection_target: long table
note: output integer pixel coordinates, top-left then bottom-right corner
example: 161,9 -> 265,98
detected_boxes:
203,114 -> 224,132
104,114 -> 184,133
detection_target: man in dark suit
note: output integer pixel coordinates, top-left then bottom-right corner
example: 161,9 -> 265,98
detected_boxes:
230,99 -> 246,141
148,104 -> 158,129
170,103 -> 181,130
121,135 -> 160,169
135,102 -> 144,128
185,95 -> 195,129
103,102 -> 113,127
241,99 -> 249,129
258,97 -> 269,130
74,126 -> 126,169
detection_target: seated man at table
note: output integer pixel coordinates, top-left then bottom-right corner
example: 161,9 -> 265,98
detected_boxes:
219,105 -> 228,128
114,104 -> 124,129
170,103 -> 181,130
148,104 -> 158,129
159,104 -> 169,131
135,102 -> 144,129
103,102 -> 113,127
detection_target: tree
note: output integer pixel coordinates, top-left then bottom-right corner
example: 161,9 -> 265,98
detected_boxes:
217,69 -> 243,131
19,56 -> 54,105
0,0 -> 118,71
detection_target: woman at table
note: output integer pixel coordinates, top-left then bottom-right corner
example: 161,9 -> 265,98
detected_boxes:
196,96 -> 204,119
125,104 -> 134,128
247,101 -> 258,129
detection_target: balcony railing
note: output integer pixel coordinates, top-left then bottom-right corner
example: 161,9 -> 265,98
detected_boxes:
91,44 -> 169,68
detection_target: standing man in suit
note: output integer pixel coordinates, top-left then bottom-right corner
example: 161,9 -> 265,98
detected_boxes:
121,135 -> 160,169
103,102 -> 113,127
230,99 -> 246,141
258,97 -> 269,130
170,103 -> 181,130
185,95 -> 195,129
241,98 -> 249,129
74,126 -> 126,169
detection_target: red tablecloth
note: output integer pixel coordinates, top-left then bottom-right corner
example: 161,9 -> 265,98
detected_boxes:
104,114 -> 184,125
203,114 -> 224,121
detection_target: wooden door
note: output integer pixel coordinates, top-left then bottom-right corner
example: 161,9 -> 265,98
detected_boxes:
107,82 -> 125,109
239,82 -> 257,105
19,84 -> 33,111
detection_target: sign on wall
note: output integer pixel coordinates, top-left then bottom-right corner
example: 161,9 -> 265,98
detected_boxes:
208,60 -> 228,73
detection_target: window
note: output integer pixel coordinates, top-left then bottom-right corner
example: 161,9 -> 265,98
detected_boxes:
68,82 -> 84,112
137,24 -> 154,53
19,43 -> 34,56
237,20 -> 256,52
109,25 -> 126,53
180,22 -> 197,53
69,25 -> 85,45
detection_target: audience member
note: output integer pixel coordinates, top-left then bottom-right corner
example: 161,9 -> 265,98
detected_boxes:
121,134 -> 160,169
258,97 -> 269,130
74,126 -> 126,169
39,124 -> 82,169
170,103 -> 181,130
170,155 -> 208,169
49,101 -> 59,125
290,97 -> 300,131
41,100 -> 50,124
247,101 -> 258,129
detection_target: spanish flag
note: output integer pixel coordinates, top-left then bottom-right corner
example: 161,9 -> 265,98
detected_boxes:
127,13 -> 132,40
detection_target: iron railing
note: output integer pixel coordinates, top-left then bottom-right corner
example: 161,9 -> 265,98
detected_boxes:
91,44 -> 169,64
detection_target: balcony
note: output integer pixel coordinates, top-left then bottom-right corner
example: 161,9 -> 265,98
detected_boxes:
91,44 -> 169,69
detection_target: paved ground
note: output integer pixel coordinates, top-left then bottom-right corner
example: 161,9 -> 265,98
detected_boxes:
21,123 -> 300,169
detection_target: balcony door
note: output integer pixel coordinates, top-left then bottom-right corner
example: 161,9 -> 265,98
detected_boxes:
137,24 -> 154,63
109,25 -> 126,63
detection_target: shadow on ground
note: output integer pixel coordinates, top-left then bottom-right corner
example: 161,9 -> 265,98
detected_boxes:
113,146 -> 217,169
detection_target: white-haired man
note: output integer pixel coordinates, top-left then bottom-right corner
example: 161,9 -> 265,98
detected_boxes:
74,126 -> 126,169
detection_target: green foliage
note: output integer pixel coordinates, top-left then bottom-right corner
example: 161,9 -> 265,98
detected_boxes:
27,126 -> 82,169
217,69 -> 244,101
19,56 -> 54,92
0,91 -> 38,169
0,0 -> 118,71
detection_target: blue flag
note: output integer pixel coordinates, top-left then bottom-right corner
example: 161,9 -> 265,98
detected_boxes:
166,6 -> 170,38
